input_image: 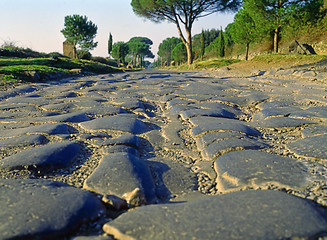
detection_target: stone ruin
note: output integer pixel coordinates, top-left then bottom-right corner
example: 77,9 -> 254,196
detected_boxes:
63,40 -> 76,58
288,40 -> 316,55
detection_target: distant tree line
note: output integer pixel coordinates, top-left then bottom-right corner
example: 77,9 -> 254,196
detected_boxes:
61,14 -> 154,68
154,0 -> 326,66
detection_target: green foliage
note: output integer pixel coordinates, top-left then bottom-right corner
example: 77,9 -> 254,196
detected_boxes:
77,50 -> 92,60
61,15 -> 98,56
200,30 -> 205,60
171,42 -> 187,65
111,42 -> 129,64
218,28 -> 225,57
127,37 -> 154,67
0,57 -> 120,82
157,37 -> 182,66
131,0 -> 241,65
108,33 -> 113,57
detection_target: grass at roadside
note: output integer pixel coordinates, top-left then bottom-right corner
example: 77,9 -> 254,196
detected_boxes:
163,59 -> 241,71
163,54 -> 327,73
0,57 -> 122,83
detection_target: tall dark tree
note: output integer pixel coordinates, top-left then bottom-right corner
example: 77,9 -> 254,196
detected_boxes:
218,27 -> 225,57
131,0 -> 241,65
108,33 -> 113,57
61,15 -> 98,58
200,30 -> 205,60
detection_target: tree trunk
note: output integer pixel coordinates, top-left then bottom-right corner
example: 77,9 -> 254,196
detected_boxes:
186,26 -> 193,65
245,42 -> 249,61
273,27 -> 279,53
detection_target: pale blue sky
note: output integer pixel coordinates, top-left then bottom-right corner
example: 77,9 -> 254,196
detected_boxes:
0,0 -> 235,58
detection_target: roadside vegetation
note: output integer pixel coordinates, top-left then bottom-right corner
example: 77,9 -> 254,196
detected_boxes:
153,0 -> 327,71
0,44 -> 122,84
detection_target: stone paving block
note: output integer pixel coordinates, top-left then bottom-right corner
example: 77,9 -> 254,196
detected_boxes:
0,142 -> 81,170
103,190 -> 327,240
202,138 -> 269,160
100,145 -> 140,156
0,179 -> 104,239
212,93 -> 269,107
180,108 -> 236,120
214,150 -> 309,192
287,134 -> 327,160
34,112 -> 91,123
189,102 -> 243,115
191,122 -> 261,138
79,115 -> 149,134
0,123 -> 70,138
101,134 -> 140,149
41,102 -> 79,112
81,106 -> 127,117
290,106 -> 327,119
196,132 -> 246,151
189,116 -> 254,127
255,117 -> 314,128
84,152 -> 156,206
260,100 -> 300,110
0,134 -> 47,147
112,98 -> 145,110
301,125 -> 327,137
252,106 -> 303,121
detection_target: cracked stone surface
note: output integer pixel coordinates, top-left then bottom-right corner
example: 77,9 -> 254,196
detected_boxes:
1,70 -> 327,239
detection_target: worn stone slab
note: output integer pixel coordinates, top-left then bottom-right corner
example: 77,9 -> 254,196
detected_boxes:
191,122 -> 261,138
301,125 -> 327,137
174,82 -> 227,96
112,98 -> 145,111
189,116 -> 254,127
101,134 -> 140,149
146,158 -> 199,202
100,145 -> 140,156
0,134 -> 47,147
196,132 -> 247,151
103,190 -> 327,240
0,123 -> 70,138
202,138 -> 269,160
167,98 -> 194,109
252,106 -> 303,121
260,100 -> 300,110
180,108 -> 237,120
41,102 -> 79,112
0,179 -> 104,239
79,115 -> 149,134
212,93 -> 269,107
84,152 -> 156,206
81,106 -> 127,117
255,117 -> 314,128
290,106 -> 327,119
0,142 -> 80,170
29,112 -> 90,123
214,150 -> 309,192
287,134 -> 327,160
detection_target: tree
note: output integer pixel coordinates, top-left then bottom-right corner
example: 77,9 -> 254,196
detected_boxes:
108,33 -> 113,57
200,30 -> 205,60
61,15 -> 98,58
217,27 -> 225,57
243,0 -> 309,53
111,42 -> 129,65
131,0 -> 241,65
171,42 -> 187,65
127,37 -> 154,67
229,7 -> 259,60
157,37 -> 181,66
